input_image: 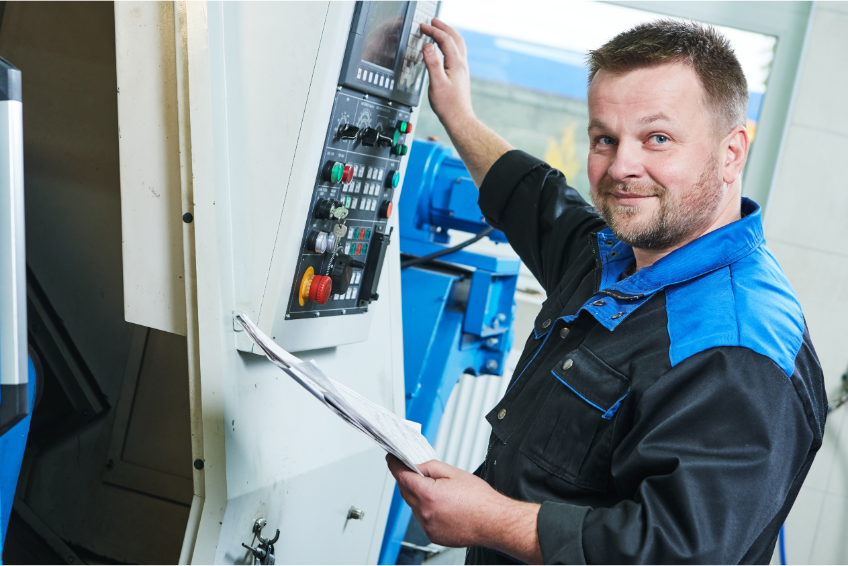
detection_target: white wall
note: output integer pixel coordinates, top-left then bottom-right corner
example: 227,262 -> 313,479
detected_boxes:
764,2 -> 848,563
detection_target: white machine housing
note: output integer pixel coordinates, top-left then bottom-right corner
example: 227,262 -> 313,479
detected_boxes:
115,2 -> 423,563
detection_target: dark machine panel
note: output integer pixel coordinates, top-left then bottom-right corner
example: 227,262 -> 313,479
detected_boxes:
285,88 -> 411,319
286,1 -> 438,320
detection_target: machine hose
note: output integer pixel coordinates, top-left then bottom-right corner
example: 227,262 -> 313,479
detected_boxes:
401,227 -> 495,270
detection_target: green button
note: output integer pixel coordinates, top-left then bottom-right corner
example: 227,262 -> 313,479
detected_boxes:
365,229 -> 371,239
349,243 -> 356,254
391,171 -> 400,188
331,162 -> 344,183
345,196 -> 351,208
392,129 -> 400,146
400,121 -> 408,133
393,144 -> 408,156
362,244 -> 368,254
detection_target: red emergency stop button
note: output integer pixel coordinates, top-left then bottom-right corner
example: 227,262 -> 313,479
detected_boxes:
308,274 -> 332,304
379,200 -> 393,219
342,164 -> 354,184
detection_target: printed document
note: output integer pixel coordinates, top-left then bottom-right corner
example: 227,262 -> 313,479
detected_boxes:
234,312 -> 437,474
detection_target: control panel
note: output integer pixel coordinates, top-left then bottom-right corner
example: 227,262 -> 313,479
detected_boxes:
285,1 -> 438,321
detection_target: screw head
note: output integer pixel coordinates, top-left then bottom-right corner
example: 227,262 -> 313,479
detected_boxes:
194,459 -> 204,470
183,212 -> 193,223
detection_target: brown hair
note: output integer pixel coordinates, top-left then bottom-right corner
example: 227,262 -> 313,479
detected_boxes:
588,20 -> 749,136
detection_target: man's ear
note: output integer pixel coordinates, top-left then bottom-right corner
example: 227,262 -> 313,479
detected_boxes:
722,125 -> 749,185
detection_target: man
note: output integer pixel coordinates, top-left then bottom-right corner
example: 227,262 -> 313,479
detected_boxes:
386,18 -> 828,565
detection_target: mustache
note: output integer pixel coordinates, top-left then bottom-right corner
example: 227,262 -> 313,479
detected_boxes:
595,177 -> 666,197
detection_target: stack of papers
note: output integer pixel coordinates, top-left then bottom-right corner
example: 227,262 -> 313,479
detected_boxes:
235,312 -> 437,475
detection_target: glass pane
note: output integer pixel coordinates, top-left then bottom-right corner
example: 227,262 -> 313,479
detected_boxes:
415,1 -> 776,205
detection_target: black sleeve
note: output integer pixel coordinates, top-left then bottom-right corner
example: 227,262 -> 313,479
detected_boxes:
536,346 -> 820,564
478,150 -> 605,293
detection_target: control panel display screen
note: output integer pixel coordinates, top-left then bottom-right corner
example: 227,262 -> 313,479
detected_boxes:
361,1 -> 407,71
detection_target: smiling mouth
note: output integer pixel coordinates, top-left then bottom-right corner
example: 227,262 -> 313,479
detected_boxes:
609,192 -> 657,205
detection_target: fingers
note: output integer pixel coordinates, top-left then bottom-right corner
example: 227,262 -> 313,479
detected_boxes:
417,459 -> 459,479
419,23 -> 464,71
386,455 -> 432,492
430,17 -> 466,57
420,40 -> 447,86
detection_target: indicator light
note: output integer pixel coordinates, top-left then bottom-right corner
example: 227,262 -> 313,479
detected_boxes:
345,196 -> 351,208
356,243 -> 362,255
342,163 -> 354,184
390,170 -> 400,189
365,228 -> 371,239
349,243 -> 356,254
359,227 -> 366,239
362,244 -> 368,254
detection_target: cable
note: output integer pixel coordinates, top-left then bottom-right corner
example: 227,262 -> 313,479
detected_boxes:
401,226 -> 495,270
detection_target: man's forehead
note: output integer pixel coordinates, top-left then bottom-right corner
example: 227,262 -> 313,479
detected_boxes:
587,64 -> 707,127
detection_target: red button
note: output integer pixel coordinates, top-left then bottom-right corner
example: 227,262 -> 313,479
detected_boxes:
404,123 -> 413,134
308,275 -> 332,304
356,243 -> 362,255
379,200 -> 393,219
342,164 -> 354,184
359,228 -> 366,239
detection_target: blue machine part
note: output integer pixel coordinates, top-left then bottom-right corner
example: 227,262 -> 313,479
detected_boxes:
0,354 -> 36,557
380,139 -> 520,564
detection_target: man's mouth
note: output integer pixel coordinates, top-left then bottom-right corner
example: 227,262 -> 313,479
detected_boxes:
609,191 -> 656,207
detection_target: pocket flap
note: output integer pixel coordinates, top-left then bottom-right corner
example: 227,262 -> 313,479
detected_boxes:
551,346 -> 630,419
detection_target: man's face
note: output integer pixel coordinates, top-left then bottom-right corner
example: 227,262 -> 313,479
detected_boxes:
587,63 -> 727,250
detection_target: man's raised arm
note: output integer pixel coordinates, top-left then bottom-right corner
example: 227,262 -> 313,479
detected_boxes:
419,19 -> 513,187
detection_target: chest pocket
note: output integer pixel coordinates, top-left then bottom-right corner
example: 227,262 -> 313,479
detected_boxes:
519,345 -> 630,492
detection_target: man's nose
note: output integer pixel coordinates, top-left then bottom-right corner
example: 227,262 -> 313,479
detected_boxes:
607,140 -> 644,182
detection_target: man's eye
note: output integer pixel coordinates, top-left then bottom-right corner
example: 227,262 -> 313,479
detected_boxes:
652,135 -> 669,144
599,136 -> 615,145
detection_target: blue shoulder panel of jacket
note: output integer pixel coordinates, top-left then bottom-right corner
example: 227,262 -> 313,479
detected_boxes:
665,244 -> 805,377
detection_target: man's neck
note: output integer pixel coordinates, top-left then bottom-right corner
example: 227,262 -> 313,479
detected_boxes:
631,195 -> 743,272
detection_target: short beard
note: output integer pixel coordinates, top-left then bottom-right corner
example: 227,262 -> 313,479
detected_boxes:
590,159 -> 724,251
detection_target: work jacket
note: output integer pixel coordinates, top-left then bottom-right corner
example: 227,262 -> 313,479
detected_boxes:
466,150 -> 828,565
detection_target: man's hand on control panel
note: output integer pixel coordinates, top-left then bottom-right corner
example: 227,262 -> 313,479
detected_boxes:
386,455 -> 543,564
420,18 -> 513,188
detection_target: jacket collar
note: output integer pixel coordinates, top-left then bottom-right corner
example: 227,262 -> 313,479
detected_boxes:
601,197 -> 763,297
533,198 -> 764,337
